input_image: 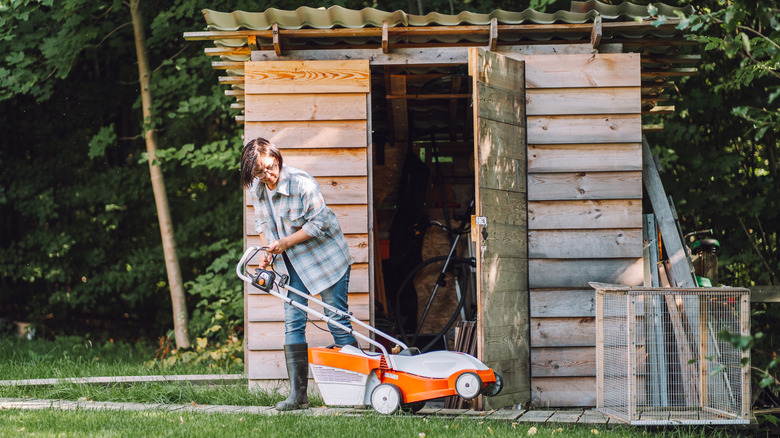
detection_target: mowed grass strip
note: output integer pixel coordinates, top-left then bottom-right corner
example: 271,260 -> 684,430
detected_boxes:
0,380 -> 291,407
0,409 -> 740,438
0,336 -> 241,380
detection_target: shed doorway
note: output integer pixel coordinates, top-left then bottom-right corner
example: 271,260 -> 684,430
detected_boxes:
373,48 -> 529,408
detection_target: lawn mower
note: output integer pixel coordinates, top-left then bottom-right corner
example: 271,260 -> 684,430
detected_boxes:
236,246 -> 503,414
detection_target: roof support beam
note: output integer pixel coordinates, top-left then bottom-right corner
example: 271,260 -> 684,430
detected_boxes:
251,44 -> 623,65
488,18 -> 498,51
183,20 -> 683,41
382,21 -> 389,54
389,74 -> 407,144
272,23 -> 282,56
247,35 -> 259,51
590,16 -> 602,50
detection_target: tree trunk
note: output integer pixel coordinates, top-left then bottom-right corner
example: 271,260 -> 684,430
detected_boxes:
129,0 -> 191,349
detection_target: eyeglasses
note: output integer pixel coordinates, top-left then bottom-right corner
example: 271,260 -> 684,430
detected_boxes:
256,162 -> 279,175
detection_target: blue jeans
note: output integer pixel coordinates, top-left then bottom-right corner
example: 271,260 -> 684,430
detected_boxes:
283,256 -> 356,346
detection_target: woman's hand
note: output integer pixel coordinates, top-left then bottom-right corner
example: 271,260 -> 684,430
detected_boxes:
258,251 -> 274,269
266,237 -> 290,255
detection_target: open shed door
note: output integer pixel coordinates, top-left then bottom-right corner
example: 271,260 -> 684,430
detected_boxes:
468,48 -> 530,409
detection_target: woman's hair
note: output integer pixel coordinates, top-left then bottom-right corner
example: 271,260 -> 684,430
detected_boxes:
240,138 -> 283,189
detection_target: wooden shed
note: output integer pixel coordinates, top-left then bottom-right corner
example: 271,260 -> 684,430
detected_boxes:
184,0 -> 697,409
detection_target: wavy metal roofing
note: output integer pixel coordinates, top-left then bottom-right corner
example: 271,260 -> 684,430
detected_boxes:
198,1 -> 694,53
202,1 -> 693,31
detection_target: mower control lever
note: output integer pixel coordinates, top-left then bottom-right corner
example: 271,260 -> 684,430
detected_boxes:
252,269 -> 276,292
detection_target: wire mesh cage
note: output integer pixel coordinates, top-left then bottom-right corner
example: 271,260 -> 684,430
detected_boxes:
591,283 -> 751,425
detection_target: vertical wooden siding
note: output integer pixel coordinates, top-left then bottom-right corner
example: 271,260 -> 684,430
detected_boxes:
243,60 -> 371,382
511,53 -> 644,407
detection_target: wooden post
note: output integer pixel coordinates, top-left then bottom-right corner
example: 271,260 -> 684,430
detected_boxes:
272,23 -> 282,56
628,294 -> 636,421
642,136 -> 696,287
740,293 -> 751,419
591,16 -> 602,50
664,294 -> 699,405
654,293 -> 669,407
699,296 -> 709,409
646,215 -> 669,406
488,18 -> 498,51
389,75 -> 408,145
643,215 -> 662,406
382,21 -> 389,54
595,291 -> 605,410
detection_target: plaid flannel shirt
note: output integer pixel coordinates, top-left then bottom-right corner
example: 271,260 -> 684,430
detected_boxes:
250,165 -> 353,295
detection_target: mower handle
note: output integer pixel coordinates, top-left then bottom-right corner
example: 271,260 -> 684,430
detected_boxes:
236,246 -> 409,366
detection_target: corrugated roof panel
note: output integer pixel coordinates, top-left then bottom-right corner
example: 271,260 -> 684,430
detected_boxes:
570,0 -> 694,19
202,6 -> 409,31
201,2 -> 693,31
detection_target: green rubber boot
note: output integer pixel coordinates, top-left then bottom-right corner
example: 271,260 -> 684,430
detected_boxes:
276,343 -> 309,411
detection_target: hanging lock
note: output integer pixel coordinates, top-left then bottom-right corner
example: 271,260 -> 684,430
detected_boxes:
474,216 -> 488,240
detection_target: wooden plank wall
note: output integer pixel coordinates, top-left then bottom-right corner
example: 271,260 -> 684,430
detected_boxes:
242,60 -> 371,383
516,53 -> 644,407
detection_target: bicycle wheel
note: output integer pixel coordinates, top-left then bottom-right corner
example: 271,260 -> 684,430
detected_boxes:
395,255 -> 474,350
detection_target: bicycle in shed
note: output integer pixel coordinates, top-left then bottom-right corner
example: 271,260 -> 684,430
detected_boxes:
394,198 -> 477,353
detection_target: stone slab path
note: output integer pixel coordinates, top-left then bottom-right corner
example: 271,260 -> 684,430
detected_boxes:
0,397 -> 612,424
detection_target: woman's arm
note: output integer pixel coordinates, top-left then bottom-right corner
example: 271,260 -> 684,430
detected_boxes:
266,229 -> 312,255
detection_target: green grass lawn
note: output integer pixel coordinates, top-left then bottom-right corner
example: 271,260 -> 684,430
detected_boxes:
0,409 -> 747,438
0,336 -> 759,437
0,335 -> 241,380
0,336 -> 292,406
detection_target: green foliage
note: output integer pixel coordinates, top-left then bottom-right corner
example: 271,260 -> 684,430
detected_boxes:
0,0 -> 243,343
649,1 -> 780,406
144,239 -> 246,372
653,2 -> 780,249
87,124 -> 118,160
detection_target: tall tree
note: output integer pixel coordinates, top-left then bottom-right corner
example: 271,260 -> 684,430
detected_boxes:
129,0 -> 190,349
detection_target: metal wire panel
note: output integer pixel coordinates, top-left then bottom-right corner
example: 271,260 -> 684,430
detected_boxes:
595,286 -> 751,425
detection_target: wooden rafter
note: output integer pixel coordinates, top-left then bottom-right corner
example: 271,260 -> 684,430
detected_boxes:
212,61 -> 245,70
219,76 -> 244,85
642,54 -> 702,64
204,47 -> 251,56
247,35 -> 258,51
449,74 -> 462,142
272,23 -> 282,56
382,21 -> 389,54
641,68 -> 698,78
389,74 -> 407,144
642,105 -> 675,115
488,18 -> 498,51
590,15 -> 602,50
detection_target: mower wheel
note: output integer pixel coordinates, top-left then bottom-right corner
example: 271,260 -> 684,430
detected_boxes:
371,383 -> 402,415
482,371 -> 503,397
455,372 -> 482,400
401,401 -> 426,414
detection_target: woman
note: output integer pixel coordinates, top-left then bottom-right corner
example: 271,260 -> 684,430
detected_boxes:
240,138 -> 357,411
